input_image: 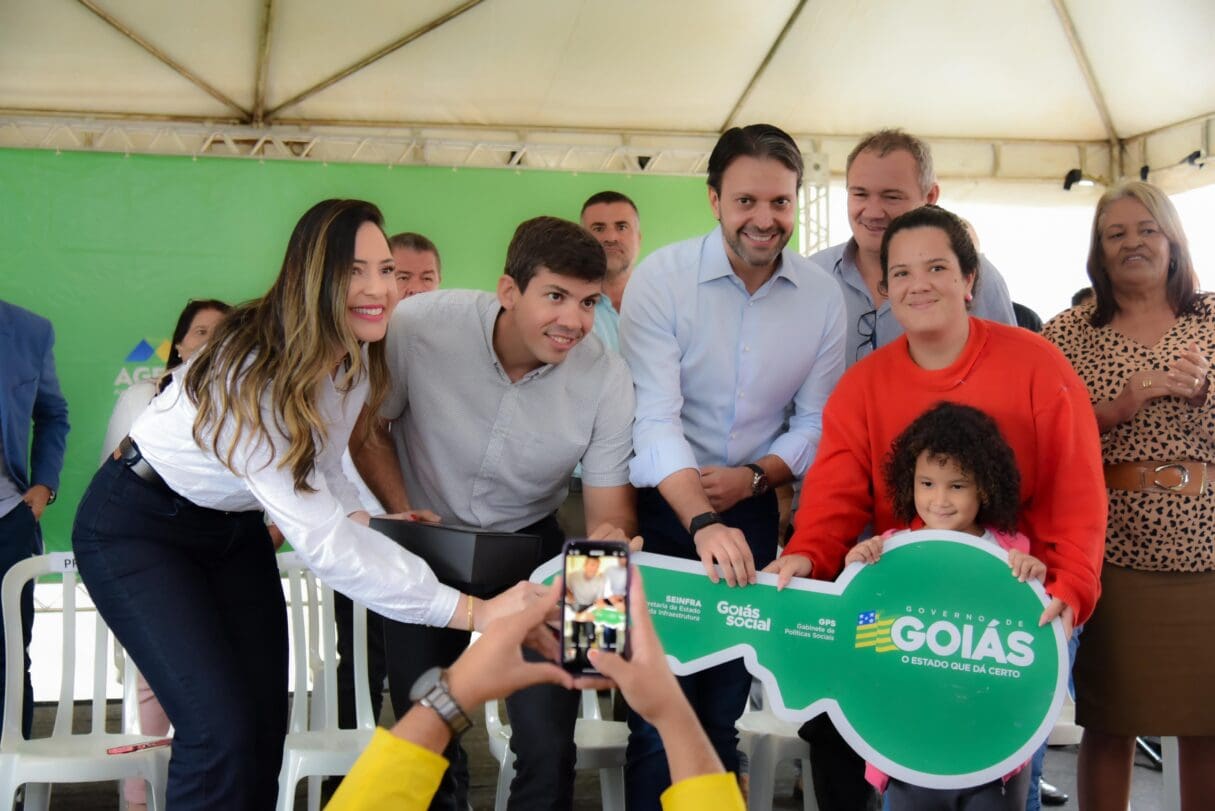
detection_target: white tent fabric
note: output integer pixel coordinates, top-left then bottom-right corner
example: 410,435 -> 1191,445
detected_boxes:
1,0 -> 1212,192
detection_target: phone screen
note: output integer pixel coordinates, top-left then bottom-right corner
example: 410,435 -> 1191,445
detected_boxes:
561,540 -> 629,674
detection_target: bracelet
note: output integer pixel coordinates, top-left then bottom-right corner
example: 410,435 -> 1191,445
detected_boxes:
466,595 -> 476,633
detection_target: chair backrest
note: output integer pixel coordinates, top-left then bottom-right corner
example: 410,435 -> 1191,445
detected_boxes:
1,552 -> 112,750
485,688 -> 604,734
119,643 -> 141,735
580,689 -> 603,720
277,552 -> 373,735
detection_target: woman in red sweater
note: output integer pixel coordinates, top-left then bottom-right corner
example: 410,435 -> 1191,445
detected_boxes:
765,205 -> 1104,634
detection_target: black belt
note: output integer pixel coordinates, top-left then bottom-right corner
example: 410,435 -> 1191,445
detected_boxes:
114,436 -> 173,495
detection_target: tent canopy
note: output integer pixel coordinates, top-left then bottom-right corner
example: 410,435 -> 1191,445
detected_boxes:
2,0 -> 1212,192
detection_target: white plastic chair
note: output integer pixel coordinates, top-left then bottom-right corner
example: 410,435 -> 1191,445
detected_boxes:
0,552 -> 169,811
115,651 -> 172,811
275,552 -> 374,811
735,688 -> 818,811
485,689 -> 627,811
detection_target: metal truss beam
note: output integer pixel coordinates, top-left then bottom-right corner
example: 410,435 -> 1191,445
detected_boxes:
252,0 -> 276,126
2,113 -> 1211,194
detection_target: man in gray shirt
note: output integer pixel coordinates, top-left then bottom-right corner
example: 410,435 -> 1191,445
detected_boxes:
353,216 -> 637,811
813,128 -> 1016,368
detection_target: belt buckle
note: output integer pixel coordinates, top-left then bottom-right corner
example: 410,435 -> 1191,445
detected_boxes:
1153,463 -> 1190,492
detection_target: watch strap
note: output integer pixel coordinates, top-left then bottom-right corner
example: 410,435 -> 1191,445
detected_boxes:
688,511 -> 724,536
746,463 -> 769,496
411,667 -> 473,737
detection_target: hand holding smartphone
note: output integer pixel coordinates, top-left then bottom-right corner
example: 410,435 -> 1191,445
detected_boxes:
561,539 -> 630,675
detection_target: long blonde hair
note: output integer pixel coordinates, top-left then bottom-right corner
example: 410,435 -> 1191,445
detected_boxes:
184,199 -> 391,492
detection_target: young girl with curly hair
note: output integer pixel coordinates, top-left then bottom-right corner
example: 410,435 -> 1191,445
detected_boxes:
845,401 -> 1044,581
845,400 -> 1045,808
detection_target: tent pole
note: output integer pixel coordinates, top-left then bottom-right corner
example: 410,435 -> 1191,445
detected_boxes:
1050,0 -> 1122,180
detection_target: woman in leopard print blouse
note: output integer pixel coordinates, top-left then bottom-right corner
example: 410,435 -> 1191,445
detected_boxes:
1043,180 -> 1215,808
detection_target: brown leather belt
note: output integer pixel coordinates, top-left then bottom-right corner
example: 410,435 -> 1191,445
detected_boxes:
1104,460 -> 1209,496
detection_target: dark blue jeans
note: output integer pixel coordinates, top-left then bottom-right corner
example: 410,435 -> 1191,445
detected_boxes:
1026,626 -> 1081,811
495,513 -> 578,811
0,500 -> 40,740
72,458 -> 287,810
625,487 -> 778,811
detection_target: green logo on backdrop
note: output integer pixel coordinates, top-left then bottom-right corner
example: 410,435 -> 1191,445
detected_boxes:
113,337 -> 171,391
534,530 -> 1066,788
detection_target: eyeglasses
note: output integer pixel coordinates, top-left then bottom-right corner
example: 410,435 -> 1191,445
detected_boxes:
855,308 -> 878,362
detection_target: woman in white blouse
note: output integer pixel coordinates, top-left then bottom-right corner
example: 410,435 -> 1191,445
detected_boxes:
72,199 -> 545,810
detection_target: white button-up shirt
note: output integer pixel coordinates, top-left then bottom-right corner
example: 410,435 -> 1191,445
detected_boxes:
131,362 -> 458,627
620,227 -> 847,487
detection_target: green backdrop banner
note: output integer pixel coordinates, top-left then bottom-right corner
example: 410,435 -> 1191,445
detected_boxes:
0,147 -> 718,550
535,532 -> 1067,789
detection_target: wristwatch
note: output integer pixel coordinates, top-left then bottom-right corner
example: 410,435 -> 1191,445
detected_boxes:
746,463 -> 770,496
688,511 -> 725,537
409,666 -> 473,737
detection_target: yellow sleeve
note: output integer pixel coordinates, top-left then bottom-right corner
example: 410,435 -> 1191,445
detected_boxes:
325,728 -> 449,811
660,772 -> 746,811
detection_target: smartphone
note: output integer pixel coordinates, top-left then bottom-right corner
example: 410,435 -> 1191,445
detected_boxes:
107,737 -> 172,755
561,539 -> 630,674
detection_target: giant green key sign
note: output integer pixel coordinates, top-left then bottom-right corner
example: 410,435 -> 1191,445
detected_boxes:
533,530 -> 1067,788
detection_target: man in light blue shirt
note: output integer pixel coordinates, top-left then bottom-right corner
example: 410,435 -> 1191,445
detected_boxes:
618,124 -> 846,810
581,190 -> 642,353
813,128 -> 1016,368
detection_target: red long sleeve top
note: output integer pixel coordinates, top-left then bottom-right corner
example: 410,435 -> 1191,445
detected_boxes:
783,318 -> 1106,624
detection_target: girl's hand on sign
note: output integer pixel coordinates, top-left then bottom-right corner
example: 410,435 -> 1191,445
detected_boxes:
761,554 -> 812,590
1007,549 -> 1046,583
845,537 -> 885,566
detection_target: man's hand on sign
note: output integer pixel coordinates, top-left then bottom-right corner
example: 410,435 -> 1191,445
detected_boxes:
588,522 -> 644,553
693,523 -> 755,587
761,553 -> 812,590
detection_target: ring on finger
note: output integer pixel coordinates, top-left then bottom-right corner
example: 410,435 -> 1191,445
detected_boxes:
1141,378 -> 1153,389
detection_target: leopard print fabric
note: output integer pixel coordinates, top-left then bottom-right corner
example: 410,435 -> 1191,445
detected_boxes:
1043,296 -> 1215,572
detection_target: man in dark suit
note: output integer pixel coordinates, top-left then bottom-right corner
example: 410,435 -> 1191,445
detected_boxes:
0,300 -> 69,738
